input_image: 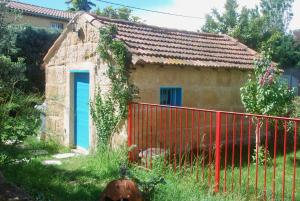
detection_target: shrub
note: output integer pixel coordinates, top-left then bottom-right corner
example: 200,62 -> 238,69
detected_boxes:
240,53 -> 296,117
0,24 -> 60,92
14,26 -> 60,92
0,55 -> 41,144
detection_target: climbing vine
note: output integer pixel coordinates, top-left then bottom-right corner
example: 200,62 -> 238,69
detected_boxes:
91,25 -> 137,146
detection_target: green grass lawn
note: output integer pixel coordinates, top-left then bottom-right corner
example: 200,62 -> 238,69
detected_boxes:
0,138 -> 299,201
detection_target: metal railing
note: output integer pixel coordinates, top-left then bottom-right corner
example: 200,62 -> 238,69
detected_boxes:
127,102 -> 299,200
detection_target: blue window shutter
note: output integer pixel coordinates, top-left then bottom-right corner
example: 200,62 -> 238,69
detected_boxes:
160,87 -> 182,106
176,88 -> 182,106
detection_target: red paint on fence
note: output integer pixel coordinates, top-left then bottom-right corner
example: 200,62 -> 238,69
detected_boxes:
128,104 -> 132,161
128,102 -> 299,200
292,121 -> 297,201
272,120 -> 278,201
224,113 -> 228,192
214,112 -> 221,192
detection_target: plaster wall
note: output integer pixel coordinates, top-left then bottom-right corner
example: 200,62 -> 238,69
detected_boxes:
128,64 -> 251,157
131,64 -> 249,111
15,14 -> 68,29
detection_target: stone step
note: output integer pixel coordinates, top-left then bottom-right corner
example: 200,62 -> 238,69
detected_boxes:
42,160 -> 62,166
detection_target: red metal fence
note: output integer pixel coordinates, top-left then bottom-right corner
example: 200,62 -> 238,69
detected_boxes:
127,102 -> 299,200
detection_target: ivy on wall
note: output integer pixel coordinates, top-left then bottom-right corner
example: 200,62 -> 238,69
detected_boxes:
91,25 -> 138,146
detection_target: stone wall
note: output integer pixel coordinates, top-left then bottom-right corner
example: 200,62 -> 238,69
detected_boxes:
44,14 -> 252,150
16,14 -> 68,30
45,16 -> 101,148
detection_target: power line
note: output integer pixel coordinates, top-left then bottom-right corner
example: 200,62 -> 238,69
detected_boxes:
97,0 -> 205,20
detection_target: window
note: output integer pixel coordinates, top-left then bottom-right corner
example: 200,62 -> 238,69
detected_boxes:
160,87 -> 182,106
50,22 -> 64,30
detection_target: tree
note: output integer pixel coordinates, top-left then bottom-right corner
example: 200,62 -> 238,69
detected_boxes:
0,4 -> 41,145
94,6 -> 141,22
240,53 -> 295,117
65,0 -> 96,12
260,0 -> 294,32
201,0 -> 300,68
0,1 -> 8,41
202,0 -> 238,33
260,31 -> 300,68
230,7 -> 266,50
0,1 -> 20,55
0,56 -> 41,145
240,53 -> 296,154
14,26 -> 60,92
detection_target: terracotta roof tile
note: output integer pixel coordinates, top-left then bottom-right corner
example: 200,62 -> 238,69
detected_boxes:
89,14 -> 257,69
5,1 -> 74,20
43,13 -> 258,70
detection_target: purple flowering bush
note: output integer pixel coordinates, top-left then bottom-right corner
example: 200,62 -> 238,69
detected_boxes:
240,53 -> 296,117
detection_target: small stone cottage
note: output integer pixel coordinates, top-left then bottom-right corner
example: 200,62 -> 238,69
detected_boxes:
43,12 -> 257,151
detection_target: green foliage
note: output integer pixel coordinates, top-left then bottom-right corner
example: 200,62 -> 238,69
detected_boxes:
91,95 -> 118,145
0,24 -> 60,92
0,1 -> 9,41
119,164 -> 166,201
230,7 -> 267,50
202,0 -> 300,68
294,97 -> 300,117
0,1 -> 43,155
260,0 -> 294,32
240,53 -> 296,116
252,145 -> 272,166
202,0 -> 239,34
0,3 -> 56,91
1,141 -> 300,200
260,31 -> 300,68
0,2 -> 20,56
0,55 -> 41,144
91,25 -> 137,146
135,176 -> 166,201
65,0 -> 96,12
94,6 -> 141,22
14,26 -> 60,91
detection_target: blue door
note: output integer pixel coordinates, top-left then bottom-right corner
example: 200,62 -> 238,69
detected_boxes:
74,73 -> 90,149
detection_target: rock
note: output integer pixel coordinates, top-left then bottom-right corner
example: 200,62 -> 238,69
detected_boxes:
52,153 -> 77,159
29,150 -> 49,156
42,160 -> 62,166
138,148 -> 166,159
71,149 -> 89,155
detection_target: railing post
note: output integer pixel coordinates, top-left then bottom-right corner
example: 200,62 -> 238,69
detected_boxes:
128,103 -> 132,161
214,112 -> 222,193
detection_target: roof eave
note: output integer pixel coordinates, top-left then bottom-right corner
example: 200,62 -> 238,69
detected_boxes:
21,11 -> 71,21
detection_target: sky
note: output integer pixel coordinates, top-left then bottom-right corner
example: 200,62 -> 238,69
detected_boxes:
19,0 -> 300,31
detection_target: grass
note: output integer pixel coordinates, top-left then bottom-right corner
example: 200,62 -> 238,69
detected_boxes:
0,137 -> 299,201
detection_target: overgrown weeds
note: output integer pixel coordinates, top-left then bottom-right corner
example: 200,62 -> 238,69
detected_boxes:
1,139 -> 299,201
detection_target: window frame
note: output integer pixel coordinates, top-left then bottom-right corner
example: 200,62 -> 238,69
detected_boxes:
50,22 -> 64,30
159,86 -> 183,106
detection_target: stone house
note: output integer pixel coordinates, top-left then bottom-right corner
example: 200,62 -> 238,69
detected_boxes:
43,12 -> 257,151
4,1 -> 74,30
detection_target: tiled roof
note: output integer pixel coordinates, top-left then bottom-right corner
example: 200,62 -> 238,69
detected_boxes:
89,14 -> 257,70
5,1 -> 74,20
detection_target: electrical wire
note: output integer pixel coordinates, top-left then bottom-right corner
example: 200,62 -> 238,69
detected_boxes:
98,0 -> 205,19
